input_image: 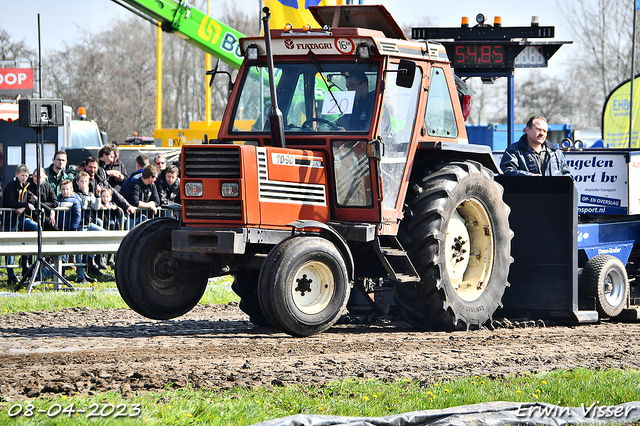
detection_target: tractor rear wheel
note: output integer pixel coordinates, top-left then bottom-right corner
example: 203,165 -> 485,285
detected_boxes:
258,237 -> 350,337
232,269 -> 271,326
117,217 -> 209,320
395,161 -> 513,330
580,254 -> 629,318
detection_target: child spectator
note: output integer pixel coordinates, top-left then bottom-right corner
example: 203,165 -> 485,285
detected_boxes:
57,179 -> 95,284
99,187 -> 124,230
73,171 -> 107,279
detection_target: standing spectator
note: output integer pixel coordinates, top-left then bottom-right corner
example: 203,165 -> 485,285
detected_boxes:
74,171 -> 108,279
120,154 -> 149,196
155,164 -> 180,206
99,144 -> 127,191
3,165 -> 37,232
26,168 -> 59,231
2,165 -> 36,285
45,150 -> 71,196
122,164 -> 160,215
83,156 -> 135,216
154,154 -> 167,172
99,187 -> 124,231
57,179 -> 95,284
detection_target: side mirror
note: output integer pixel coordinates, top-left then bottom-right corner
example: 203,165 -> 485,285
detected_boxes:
396,60 -> 416,88
367,137 -> 384,161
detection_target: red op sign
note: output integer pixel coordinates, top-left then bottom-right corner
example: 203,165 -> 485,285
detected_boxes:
0,68 -> 34,94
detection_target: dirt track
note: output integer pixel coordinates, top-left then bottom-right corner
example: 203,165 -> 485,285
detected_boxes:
1,303 -> 640,400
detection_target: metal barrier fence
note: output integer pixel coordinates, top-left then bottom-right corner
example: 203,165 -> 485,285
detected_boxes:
0,206 -> 179,288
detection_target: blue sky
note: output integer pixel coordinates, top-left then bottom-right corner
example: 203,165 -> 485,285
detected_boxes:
1,0 -> 571,74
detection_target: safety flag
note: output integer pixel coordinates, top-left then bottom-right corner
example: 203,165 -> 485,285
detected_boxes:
263,0 -> 342,30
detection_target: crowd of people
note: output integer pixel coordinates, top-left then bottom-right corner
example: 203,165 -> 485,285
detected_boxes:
2,144 -> 181,285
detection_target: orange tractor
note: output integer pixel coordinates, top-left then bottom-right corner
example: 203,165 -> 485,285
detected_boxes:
116,5 -> 512,336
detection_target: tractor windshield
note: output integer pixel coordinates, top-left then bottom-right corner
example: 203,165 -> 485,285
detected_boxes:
230,62 -> 379,134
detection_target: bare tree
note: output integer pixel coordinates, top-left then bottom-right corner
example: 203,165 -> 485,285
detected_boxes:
559,0 -> 635,127
0,27 -> 36,62
41,1 -> 259,143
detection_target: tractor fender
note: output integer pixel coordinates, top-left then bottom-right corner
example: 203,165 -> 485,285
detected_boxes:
287,220 -> 355,282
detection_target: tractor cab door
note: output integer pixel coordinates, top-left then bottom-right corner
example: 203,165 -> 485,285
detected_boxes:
377,60 -> 423,228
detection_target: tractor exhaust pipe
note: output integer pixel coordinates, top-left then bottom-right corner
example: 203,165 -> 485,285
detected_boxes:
262,7 -> 285,148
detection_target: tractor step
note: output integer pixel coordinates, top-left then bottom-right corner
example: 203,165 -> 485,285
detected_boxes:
374,236 -> 420,283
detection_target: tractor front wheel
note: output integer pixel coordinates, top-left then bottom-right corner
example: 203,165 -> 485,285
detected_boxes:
258,237 -> 351,337
117,217 -> 209,320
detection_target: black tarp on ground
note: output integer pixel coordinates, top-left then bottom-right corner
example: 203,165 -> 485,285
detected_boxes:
252,401 -> 640,426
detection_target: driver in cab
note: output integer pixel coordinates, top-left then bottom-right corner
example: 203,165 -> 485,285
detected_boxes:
336,71 -> 375,131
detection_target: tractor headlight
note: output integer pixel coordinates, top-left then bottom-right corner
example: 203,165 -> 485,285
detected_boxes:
185,182 -> 203,197
221,182 -> 240,198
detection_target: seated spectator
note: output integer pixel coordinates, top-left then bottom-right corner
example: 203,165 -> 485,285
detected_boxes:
2,164 -> 35,285
57,179 -> 95,284
26,167 -> 59,231
122,164 -> 161,216
155,164 -> 180,206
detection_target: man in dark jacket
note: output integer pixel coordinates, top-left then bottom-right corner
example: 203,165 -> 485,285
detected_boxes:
122,165 -> 161,214
83,156 -> 135,216
45,150 -> 71,196
500,116 -> 571,177
155,164 -> 180,206
98,144 -> 127,191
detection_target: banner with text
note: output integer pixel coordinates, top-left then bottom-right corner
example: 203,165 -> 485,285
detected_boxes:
0,68 -> 34,95
602,75 -> 640,148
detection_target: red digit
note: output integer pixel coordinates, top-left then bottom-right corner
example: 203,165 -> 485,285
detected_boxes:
494,46 -> 503,64
481,45 -> 491,63
455,45 -> 465,63
468,45 -> 477,63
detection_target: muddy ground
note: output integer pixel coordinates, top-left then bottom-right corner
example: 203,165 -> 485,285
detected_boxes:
1,303 -> 640,400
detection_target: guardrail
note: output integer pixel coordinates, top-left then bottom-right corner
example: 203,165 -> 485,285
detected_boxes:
0,205 -> 179,291
0,231 -> 128,256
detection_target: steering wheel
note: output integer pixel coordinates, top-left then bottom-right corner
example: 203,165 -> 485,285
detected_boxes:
301,118 -> 340,131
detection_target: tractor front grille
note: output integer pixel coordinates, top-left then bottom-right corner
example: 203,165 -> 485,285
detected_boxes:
183,147 -> 241,178
184,200 -> 242,221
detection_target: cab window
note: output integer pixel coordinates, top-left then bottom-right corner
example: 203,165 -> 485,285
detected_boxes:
424,67 -> 458,138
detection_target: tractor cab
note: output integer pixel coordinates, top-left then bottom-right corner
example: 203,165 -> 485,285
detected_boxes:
214,5 -> 465,231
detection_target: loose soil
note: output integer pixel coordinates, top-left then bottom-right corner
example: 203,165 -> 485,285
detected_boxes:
1,303 -> 640,400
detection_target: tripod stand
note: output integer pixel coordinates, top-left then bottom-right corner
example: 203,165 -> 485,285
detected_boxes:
15,125 -> 74,294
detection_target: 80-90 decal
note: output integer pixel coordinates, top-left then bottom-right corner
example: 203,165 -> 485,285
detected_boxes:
271,153 -> 323,168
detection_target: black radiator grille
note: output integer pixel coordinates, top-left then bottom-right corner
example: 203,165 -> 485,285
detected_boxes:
183,147 -> 241,178
184,200 -> 242,221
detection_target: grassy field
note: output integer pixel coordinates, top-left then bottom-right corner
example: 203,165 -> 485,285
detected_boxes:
1,274 -> 639,425
0,273 -> 237,314
0,369 -> 638,425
